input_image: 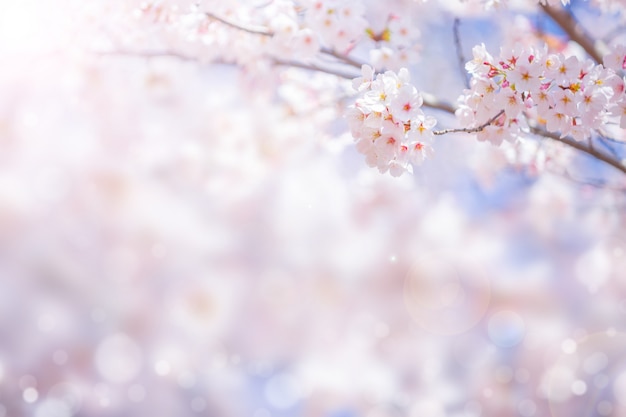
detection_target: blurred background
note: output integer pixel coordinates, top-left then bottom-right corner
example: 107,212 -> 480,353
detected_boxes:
2,1 -> 626,416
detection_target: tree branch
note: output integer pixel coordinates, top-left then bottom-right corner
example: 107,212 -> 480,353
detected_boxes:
272,58 -> 358,79
453,18 -> 470,89
539,5 -> 607,64
431,104 -> 626,177
319,47 -> 363,69
99,49 -> 344,78
433,110 -> 504,135
419,93 -> 456,115
205,12 -> 272,36
98,49 -> 201,62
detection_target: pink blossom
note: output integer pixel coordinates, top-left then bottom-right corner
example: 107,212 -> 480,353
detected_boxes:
388,84 -> 422,122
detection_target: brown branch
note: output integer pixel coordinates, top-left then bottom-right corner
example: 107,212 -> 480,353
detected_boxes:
205,12 -> 272,36
539,5 -> 607,64
433,110 -> 504,135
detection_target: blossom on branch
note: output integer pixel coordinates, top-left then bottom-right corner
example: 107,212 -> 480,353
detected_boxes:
347,65 -> 435,177
457,43 -> 626,145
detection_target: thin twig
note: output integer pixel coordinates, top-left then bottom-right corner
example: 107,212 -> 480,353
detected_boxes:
539,5 -> 607,64
272,58 -> 358,79
205,12 -> 272,36
205,12 -> 362,69
421,94 -> 457,115
320,47 -> 364,69
98,49 -> 200,62
453,18 -> 470,89
433,110 -> 504,135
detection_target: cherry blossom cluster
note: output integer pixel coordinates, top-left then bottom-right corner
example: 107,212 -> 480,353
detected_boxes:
361,14 -> 422,71
259,0 -> 422,68
347,65 -> 436,177
131,1 -> 422,73
299,0 -> 367,53
457,44 -> 626,145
